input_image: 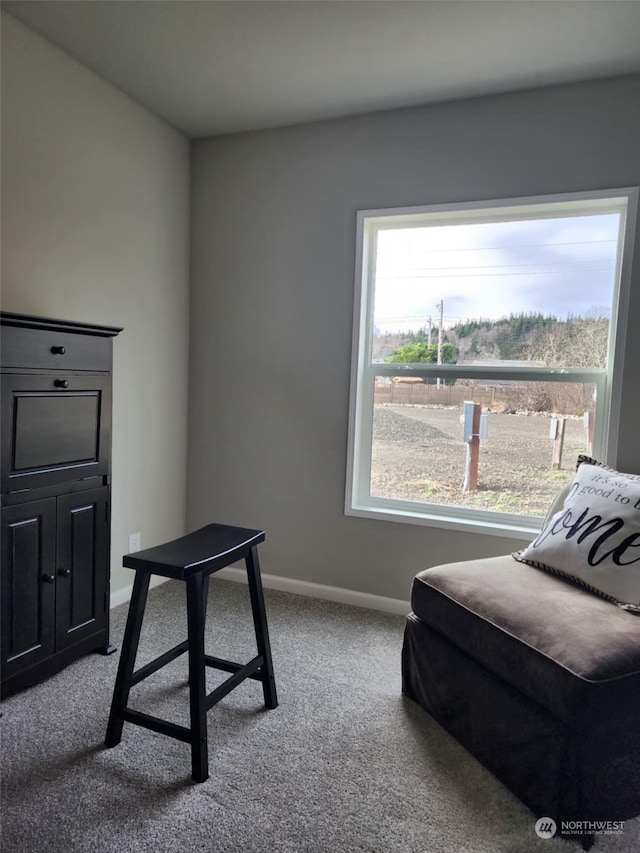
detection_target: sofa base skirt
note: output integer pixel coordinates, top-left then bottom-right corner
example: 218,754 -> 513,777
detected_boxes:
402,613 -> 640,830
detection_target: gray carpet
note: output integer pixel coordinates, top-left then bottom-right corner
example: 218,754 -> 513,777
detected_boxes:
2,579 -> 638,853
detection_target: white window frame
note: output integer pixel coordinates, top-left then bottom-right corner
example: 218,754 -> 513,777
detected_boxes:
346,189 -> 638,539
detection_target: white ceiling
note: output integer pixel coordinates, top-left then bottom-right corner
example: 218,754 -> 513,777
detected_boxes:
3,0 -> 640,139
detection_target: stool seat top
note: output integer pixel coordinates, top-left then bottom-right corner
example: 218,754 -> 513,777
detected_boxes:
122,523 -> 265,580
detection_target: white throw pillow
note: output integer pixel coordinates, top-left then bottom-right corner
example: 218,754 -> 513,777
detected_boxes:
514,456 -> 640,612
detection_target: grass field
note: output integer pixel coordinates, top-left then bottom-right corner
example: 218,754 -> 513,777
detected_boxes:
371,404 -> 589,517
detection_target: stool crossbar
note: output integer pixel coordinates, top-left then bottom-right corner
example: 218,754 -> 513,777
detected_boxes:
104,523 -> 278,782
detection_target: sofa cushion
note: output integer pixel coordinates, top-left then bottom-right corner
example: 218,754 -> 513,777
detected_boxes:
515,456 -> 640,611
411,555 -> 640,725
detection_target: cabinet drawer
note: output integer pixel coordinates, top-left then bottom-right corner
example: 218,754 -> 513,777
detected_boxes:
1,325 -> 110,372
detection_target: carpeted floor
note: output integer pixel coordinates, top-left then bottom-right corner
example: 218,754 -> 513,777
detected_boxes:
2,579 -> 638,853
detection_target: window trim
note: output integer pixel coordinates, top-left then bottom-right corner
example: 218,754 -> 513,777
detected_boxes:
346,188 -> 638,538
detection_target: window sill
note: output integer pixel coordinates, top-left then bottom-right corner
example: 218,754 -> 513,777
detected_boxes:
346,502 -> 542,541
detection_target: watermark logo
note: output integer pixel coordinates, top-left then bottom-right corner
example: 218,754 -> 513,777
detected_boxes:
535,817 -> 557,839
560,820 -> 625,837
534,817 -> 626,839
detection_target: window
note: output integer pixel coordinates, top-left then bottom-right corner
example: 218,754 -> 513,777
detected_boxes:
346,190 -> 638,537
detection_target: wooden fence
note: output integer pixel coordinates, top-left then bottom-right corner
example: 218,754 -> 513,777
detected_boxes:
373,380 -> 592,415
375,383 -> 506,408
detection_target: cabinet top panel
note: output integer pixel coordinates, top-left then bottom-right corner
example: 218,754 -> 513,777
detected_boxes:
1,311 -> 122,338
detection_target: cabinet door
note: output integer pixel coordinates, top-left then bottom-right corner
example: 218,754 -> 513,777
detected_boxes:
1,373 -> 111,494
55,488 -> 108,652
1,499 -> 57,679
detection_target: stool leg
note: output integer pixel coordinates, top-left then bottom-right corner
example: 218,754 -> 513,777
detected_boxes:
246,546 -> 278,709
186,572 -> 209,782
105,571 -> 150,747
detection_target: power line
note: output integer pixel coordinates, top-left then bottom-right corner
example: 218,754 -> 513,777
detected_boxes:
377,315 -> 465,324
377,259 -> 614,271
376,238 -> 616,254
375,267 -> 613,280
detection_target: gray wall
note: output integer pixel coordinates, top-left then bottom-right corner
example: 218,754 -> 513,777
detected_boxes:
1,14 -> 191,595
189,76 -> 640,601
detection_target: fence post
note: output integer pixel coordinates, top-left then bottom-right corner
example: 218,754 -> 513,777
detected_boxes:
462,402 -> 481,492
584,411 -> 594,455
550,417 -> 566,470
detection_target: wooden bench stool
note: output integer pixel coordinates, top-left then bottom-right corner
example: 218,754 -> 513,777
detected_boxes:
104,523 -> 278,782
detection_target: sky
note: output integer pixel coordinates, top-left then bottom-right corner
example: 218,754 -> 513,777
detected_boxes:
373,213 -> 620,334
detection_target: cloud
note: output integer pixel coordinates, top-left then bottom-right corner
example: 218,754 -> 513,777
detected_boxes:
373,213 -> 619,332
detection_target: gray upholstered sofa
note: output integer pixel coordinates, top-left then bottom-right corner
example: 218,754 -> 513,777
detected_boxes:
402,545 -> 640,848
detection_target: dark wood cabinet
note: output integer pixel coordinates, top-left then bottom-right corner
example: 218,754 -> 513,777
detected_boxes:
1,312 -> 121,697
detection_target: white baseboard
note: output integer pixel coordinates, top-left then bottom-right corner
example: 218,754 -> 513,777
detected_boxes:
110,575 -> 170,609
111,568 -> 409,616
214,567 -> 410,616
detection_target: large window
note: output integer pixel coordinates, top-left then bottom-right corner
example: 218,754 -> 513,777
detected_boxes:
346,190 -> 637,537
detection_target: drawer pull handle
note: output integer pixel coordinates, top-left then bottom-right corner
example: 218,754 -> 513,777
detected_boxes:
42,574 -> 55,584
58,568 -> 71,578
53,379 -> 69,389
51,345 -> 66,355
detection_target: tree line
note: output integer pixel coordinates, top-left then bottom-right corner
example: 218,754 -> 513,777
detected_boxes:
379,312 -> 609,369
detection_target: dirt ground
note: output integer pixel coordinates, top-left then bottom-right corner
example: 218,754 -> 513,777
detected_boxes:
371,404 -> 589,517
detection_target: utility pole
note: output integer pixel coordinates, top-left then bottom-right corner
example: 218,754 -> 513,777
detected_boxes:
427,316 -> 432,346
436,299 -> 444,388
